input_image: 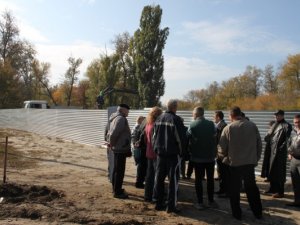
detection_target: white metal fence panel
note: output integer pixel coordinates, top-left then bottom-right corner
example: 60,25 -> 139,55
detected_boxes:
0,108 -> 299,177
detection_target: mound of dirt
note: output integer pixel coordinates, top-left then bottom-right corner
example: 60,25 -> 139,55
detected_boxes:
0,182 -> 63,203
0,183 -> 145,224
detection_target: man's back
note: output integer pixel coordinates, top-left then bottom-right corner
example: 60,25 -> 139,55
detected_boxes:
153,111 -> 184,157
189,118 -> 216,160
219,119 -> 262,167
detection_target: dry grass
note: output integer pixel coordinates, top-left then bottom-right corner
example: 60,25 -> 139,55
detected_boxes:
0,130 -> 37,170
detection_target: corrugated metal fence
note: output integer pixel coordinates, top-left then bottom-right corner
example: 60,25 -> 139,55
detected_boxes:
0,108 -> 298,176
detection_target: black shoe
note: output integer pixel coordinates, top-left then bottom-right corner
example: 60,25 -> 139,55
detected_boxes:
286,202 -> 300,207
144,197 -> 152,202
255,214 -> 263,219
114,193 -> 129,199
263,189 -> 274,194
166,207 -> 181,214
215,190 -> 224,194
218,193 -> 229,198
232,214 -> 242,220
113,188 -> 125,194
135,183 -> 145,189
155,204 -> 167,211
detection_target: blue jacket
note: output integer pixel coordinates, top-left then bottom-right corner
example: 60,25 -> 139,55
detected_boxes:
152,111 -> 187,157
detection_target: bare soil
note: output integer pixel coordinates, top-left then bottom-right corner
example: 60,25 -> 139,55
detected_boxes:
0,128 -> 299,225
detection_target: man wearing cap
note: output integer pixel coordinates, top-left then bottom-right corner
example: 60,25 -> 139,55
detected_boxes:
264,109 -> 292,198
108,103 -> 131,199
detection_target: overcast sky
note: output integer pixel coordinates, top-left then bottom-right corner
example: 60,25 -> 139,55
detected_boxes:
1,0 -> 300,104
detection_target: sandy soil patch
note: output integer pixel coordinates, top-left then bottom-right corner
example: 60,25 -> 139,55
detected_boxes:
0,128 -> 299,225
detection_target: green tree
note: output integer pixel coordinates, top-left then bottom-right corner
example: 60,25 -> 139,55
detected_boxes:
86,54 -> 119,107
64,57 -> 82,106
0,11 -> 38,107
0,11 -> 19,63
18,41 -> 37,100
112,32 -> 139,107
132,5 -> 169,107
0,61 -> 22,108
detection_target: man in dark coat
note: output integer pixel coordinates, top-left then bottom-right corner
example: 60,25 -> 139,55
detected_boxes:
214,111 -> 228,197
152,99 -> 187,213
264,110 -> 292,198
261,120 -> 275,180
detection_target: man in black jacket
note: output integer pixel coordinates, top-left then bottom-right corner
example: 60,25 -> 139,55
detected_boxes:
264,110 -> 292,198
214,111 -> 228,197
152,99 -> 187,213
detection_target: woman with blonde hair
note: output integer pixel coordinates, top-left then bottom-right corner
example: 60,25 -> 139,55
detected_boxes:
144,106 -> 163,202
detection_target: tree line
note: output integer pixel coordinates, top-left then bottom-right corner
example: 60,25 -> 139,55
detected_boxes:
1,5 -> 299,110
0,5 -> 168,109
178,55 -> 300,110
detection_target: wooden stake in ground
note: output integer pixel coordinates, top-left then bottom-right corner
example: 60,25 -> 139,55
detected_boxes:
3,136 -> 8,183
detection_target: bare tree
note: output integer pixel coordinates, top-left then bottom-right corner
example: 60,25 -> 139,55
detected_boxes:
64,57 -> 82,106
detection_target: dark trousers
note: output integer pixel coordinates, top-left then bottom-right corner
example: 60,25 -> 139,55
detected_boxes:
194,161 -> 215,203
229,165 -> 262,218
186,161 -> 194,178
136,150 -> 147,185
144,158 -> 157,201
155,155 -> 179,209
270,181 -> 284,195
112,153 -> 126,195
180,159 -> 186,177
290,158 -> 300,203
216,158 -> 230,194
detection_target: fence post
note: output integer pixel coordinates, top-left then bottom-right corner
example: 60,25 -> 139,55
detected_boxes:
3,136 -> 8,184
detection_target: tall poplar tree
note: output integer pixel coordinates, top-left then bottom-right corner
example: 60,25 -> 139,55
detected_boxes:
132,5 -> 169,107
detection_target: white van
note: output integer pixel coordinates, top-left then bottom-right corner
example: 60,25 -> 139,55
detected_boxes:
24,100 -> 49,109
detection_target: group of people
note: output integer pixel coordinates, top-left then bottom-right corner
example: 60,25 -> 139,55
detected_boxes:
105,101 -> 300,220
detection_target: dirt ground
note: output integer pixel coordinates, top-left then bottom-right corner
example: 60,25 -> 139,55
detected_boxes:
0,128 -> 299,225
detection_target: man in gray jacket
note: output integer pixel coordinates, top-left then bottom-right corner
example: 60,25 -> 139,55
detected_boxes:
287,114 -> 300,207
108,103 -> 131,199
218,106 -> 262,220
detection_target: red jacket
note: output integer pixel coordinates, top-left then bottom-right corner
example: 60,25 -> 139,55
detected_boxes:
145,123 -> 156,159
